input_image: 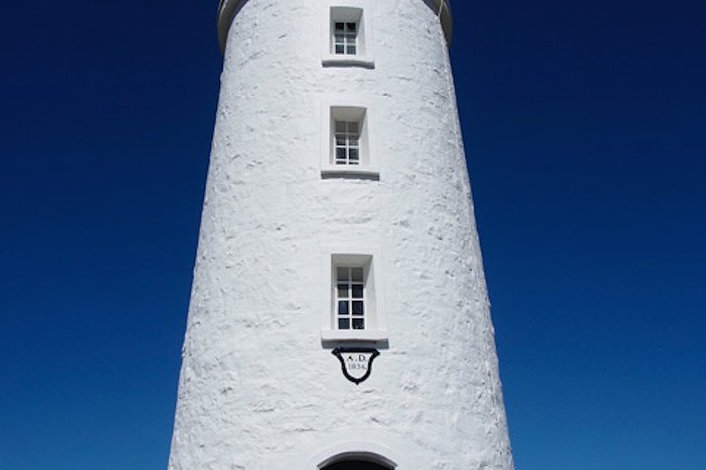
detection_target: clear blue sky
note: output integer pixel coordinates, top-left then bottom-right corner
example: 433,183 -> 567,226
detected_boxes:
2,1 -> 704,469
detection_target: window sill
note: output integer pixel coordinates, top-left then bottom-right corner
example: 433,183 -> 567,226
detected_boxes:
322,55 -> 375,69
321,165 -> 380,179
321,329 -> 388,343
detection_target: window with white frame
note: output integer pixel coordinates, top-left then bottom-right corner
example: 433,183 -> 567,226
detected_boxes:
335,266 -> 366,330
333,20 -> 358,55
326,106 -> 372,171
322,252 -> 387,342
321,105 -> 378,177
331,8 -> 361,55
334,120 -> 360,165
322,5 -> 374,67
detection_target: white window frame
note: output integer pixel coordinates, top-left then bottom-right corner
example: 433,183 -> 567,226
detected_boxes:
333,19 -> 359,56
334,119 -> 362,166
321,2 -> 375,68
335,265 -> 367,331
321,249 -> 387,343
321,103 -> 379,178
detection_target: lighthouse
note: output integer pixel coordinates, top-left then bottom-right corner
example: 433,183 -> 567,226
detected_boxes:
168,0 -> 514,468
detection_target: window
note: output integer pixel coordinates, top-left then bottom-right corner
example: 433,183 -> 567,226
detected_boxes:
334,120 -> 360,166
321,252 -> 387,343
322,4 -> 375,67
333,21 -> 358,55
336,266 -> 366,330
322,105 -> 378,177
330,107 -> 366,167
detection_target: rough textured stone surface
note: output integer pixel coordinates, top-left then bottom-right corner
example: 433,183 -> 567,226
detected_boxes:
168,1 -> 514,468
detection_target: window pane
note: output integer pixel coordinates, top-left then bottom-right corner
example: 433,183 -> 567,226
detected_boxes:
347,45 -> 357,55
349,149 -> 359,162
336,148 -> 347,160
335,22 -> 344,31
348,122 -> 359,134
335,121 -> 347,133
335,44 -> 344,54
337,284 -> 348,298
338,318 -> 350,330
337,267 -> 349,281
338,300 -> 349,315
351,267 -> 364,282
346,22 -> 357,32
352,284 -> 363,299
352,318 -> 364,330
352,301 -> 364,315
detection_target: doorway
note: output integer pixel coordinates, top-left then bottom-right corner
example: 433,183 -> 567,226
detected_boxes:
322,460 -> 392,470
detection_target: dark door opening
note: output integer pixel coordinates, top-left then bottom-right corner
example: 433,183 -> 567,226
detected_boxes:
322,460 -> 392,470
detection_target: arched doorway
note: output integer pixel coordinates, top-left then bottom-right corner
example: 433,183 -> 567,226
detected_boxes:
322,460 -> 392,470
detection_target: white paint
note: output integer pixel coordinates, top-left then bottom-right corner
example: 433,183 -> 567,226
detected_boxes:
169,1 -> 514,469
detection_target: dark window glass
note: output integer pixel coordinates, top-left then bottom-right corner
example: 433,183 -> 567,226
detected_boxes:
352,301 -> 364,315
352,284 -> 363,298
335,22 -> 344,31
338,318 -> 350,330
346,22 -> 357,31
352,318 -> 365,329
351,268 -> 364,281
338,301 -> 349,315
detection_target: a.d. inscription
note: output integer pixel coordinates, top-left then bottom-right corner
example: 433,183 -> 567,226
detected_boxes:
332,348 -> 380,385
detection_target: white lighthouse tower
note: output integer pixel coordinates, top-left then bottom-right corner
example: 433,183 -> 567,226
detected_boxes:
168,0 -> 514,468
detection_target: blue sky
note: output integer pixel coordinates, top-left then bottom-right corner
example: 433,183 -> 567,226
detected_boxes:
1,1 -> 705,469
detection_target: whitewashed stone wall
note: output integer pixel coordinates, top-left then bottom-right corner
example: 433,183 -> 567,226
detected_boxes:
168,0 -> 514,468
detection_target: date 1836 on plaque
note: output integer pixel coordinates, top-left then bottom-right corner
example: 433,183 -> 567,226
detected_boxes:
332,348 -> 380,385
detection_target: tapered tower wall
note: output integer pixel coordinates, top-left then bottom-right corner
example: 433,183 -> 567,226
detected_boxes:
168,1 -> 513,468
